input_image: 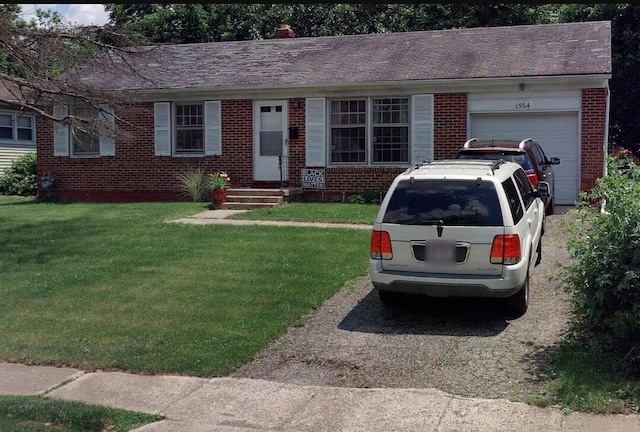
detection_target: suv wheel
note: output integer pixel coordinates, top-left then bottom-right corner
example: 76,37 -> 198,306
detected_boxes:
504,277 -> 529,318
378,290 -> 402,306
546,197 -> 555,216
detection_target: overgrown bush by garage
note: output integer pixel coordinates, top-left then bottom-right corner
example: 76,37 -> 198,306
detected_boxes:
0,152 -> 37,196
560,155 -> 640,376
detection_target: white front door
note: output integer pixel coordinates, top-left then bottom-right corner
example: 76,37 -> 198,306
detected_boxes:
254,100 -> 288,181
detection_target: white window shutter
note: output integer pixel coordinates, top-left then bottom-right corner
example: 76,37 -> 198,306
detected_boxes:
411,94 -> 434,164
305,98 -> 326,167
99,104 -> 115,156
154,102 -> 171,156
53,105 -> 69,156
204,100 -> 222,156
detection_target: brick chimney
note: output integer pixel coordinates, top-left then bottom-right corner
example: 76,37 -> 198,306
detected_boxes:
275,24 -> 295,39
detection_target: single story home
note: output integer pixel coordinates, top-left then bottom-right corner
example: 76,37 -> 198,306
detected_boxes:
0,80 -> 36,174
36,20 -> 611,204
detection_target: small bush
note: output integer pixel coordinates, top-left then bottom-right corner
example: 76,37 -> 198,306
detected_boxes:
176,167 -> 209,202
347,189 -> 381,204
559,155 -> 640,376
0,152 -> 37,196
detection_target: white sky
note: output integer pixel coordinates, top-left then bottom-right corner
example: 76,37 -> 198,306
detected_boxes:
18,4 -> 110,26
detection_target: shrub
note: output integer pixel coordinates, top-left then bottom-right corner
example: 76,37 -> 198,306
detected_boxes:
176,167 -> 209,202
559,155 -> 640,376
0,152 -> 37,196
347,189 -> 381,204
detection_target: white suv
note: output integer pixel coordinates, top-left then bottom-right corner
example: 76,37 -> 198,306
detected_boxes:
369,159 -> 548,317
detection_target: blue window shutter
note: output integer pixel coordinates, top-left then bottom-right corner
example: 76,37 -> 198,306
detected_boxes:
411,94 -> 434,164
53,105 -> 69,156
204,100 -> 222,156
305,98 -> 326,167
99,104 -> 115,156
154,102 -> 171,156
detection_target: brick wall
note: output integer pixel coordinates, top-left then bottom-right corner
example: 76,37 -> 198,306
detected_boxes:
581,88 -> 607,193
37,90 -> 606,202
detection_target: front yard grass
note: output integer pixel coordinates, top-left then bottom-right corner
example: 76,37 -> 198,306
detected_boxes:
0,196 -> 370,376
227,202 -> 380,224
0,395 -> 163,432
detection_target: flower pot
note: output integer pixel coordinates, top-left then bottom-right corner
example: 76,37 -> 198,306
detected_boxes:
210,187 -> 228,209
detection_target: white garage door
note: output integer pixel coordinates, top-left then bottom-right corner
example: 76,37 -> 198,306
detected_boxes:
470,112 -> 579,205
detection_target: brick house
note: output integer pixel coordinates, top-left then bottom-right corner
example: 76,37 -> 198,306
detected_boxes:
36,21 -> 611,204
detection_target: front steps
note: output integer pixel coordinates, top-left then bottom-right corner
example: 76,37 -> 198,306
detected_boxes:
221,187 -> 303,210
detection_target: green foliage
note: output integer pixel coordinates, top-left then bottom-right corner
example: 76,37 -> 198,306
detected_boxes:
347,189 -> 381,204
559,156 -> 640,376
175,167 -> 209,202
0,152 -> 37,196
0,395 -> 163,432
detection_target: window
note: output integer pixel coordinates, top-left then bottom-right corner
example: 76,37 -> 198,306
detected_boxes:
382,179 -> 503,226
502,178 -> 524,223
330,99 -> 366,163
175,103 -> 203,154
513,169 -> 535,209
329,97 -> 410,165
373,98 -> 409,163
0,111 -> 35,142
70,105 -> 100,156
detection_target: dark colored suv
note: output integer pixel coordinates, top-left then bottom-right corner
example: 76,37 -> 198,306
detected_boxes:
455,138 -> 560,215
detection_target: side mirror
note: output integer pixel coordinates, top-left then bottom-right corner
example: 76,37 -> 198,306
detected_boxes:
548,157 -> 561,165
536,181 -> 550,198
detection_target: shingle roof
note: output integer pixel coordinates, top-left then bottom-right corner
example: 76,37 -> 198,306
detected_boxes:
79,20 -> 611,92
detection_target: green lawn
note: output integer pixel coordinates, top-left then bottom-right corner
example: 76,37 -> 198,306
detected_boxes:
0,196 -> 370,376
227,202 -> 380,224
0,395 -> 163,432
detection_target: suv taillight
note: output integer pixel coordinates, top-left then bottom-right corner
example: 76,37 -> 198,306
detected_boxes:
526,172 -> 539,187
371,230 -> 393,260
490,234 -> 521,265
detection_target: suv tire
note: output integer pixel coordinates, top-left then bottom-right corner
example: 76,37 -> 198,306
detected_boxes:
504,277 -> 529,318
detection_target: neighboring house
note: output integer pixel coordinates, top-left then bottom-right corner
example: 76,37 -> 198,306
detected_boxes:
36,21 -> 611,204
0,80 -> 36,175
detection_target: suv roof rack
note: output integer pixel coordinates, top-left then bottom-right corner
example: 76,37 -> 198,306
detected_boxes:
518,138 -> 535,151
403,159 -> 433,174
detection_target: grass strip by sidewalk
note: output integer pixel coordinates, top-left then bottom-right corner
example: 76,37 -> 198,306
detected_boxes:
0,395 -> 163,432
0,196 -> 370,377
227,202 -> 380,224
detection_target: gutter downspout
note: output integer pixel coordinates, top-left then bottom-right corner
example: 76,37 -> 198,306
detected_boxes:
604,80 -> 611,177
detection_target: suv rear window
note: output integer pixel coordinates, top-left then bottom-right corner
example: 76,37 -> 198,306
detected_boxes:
457,151 -> 533,170
382,179 -> 503,226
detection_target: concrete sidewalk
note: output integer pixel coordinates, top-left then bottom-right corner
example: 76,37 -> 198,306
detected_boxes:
169,209 -> 373,230
1,363 -> 639,431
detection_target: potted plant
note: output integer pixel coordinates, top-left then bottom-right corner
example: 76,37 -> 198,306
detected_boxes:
208,171 -> 231,209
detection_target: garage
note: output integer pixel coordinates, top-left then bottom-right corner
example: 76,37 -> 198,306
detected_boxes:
468,94 -> 581,205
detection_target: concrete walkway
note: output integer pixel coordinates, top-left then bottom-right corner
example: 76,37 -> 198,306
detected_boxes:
1,362 -> 639,431
3,210 -> 638,431
170,209 -> 373,230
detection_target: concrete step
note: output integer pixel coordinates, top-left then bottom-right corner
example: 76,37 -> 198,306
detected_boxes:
220,202 -> 282,210
226,195 -> 283,205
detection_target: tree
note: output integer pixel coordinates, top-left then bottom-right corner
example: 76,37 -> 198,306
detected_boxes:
557,4 -> 640,155
0,5 -> 147,141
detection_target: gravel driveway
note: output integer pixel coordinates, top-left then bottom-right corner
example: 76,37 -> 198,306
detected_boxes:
234,207 -> 573,403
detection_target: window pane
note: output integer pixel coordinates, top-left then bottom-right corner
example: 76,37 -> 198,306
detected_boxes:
0,114 -> 11,126
16,116 -> 32,128
260,131 -> 282,156
0,127 -> 12,139
176,129 -> 203,152
17,129 -> 33,140
373,126 -> 408,163
175,104 -> 204,153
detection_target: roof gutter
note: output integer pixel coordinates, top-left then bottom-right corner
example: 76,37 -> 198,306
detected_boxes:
124,74 -> 612,101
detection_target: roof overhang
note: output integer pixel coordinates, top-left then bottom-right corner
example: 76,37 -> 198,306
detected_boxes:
122,74 -> 611,102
